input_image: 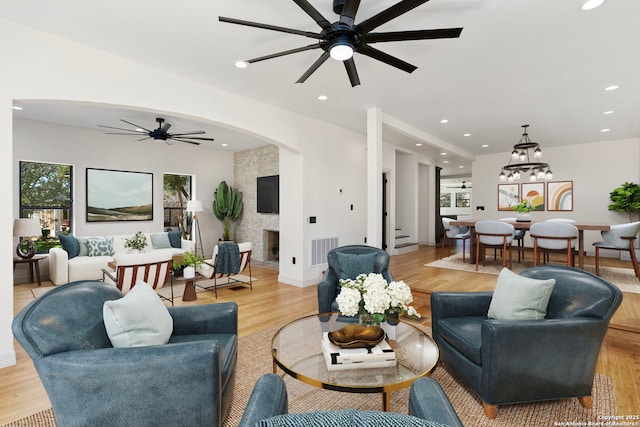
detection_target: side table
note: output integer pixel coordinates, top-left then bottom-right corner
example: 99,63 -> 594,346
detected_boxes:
13,255 -> 46,286
174,273 -> 202,302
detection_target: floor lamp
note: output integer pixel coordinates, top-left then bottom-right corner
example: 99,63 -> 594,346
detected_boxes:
186,200 -> 204,259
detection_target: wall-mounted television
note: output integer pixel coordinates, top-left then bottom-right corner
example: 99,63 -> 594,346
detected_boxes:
257,175 -> 279,214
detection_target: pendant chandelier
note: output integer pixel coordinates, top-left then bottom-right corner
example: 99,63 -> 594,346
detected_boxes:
498,125 -> 552,182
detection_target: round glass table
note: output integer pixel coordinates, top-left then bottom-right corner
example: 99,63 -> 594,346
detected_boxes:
271,312 -> 439,411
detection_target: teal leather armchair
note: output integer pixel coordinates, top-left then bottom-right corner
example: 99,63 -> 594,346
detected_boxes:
12,280 -> 238,427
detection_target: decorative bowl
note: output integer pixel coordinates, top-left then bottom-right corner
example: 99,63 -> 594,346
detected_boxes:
328,324 -> 385,348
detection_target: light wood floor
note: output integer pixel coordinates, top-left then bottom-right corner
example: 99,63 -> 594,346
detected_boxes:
1,246 -> 638,424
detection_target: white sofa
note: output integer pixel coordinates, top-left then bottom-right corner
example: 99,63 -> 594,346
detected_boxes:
49,232 -> 194,285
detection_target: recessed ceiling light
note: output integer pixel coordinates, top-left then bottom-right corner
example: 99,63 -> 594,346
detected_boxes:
603,110 -> 614,115
443,160 -> 449,164
234,60 -> 249,69
415,143 -> 422,147
440,119 -> 449,124
221,143 -> 229,147
605,85 -> 619,91
482,144 -> 489,148
458,165 -> 464,169
601,128 -> 611,132
318,95 -> 328,101
12,106 -> 23,110
440,152 -> 447,156
463,133 -> 471,137
580,0 -> 605,11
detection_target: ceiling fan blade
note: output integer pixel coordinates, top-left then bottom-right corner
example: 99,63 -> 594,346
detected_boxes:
344,58 -> 361,87
120,119 -> 152,132
357,0 -> 430,34
365,28 -> 463,43
169,131 -> 206,136
296,51 -> 330,84
292,0 -> 333,30
97,125 -> 147,133
103,132 -> 149,136
247,44 -> 320,64
171,138 -> 202,146
340,0 -> 361,27
219,16 -> 321,39
358,45 -> 417,73
173,136 -> 215,141
137,136 -> 152,141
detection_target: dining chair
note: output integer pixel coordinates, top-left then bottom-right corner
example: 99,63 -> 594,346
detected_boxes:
530,222 -> 579,267
593,221 -> 640,280
474,220 -> 515,271
499,218 -> 526,262
441,217 -> 470,262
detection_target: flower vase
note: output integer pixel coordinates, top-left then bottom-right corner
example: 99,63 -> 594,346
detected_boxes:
358,313 -> 380,327
183,266 -> 195,279
516,212 -> 531,222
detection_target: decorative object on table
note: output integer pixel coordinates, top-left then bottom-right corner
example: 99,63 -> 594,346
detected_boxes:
512,200 -> 533,222
498,125 -> 553,183
521,182 -> 545,211
547,180 -> 574,211
13,218 -> 42,259
172,249 -> 203,279
213,181 -> 243,241
606,181 -> 640,222
327,324 -> 385,348
124,231 -> 148,252
497,183 -> 520,211
86,168 -> 153,222
187,200 -> 205,258
335,273 -> 421,326
322,331 -> 396,371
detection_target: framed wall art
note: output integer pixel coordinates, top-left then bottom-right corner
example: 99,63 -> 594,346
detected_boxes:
86,168 -> 153,222
456,192 -> 470,208
440,193 -> 451,208
498,184 -> 520,211
547,181 -> 573,211
521,182 -> 545,211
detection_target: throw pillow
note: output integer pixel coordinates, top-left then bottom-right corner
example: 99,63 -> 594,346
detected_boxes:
255,409 -> 446,427
150,232 -> 172,249
58,233 -> 80,259
488,268 -> 556,320
335,252 -> 377,280
86,237 -> 114,257
168,230 -> 182,248
103,280 -> 173,348
77,237 -> 89,256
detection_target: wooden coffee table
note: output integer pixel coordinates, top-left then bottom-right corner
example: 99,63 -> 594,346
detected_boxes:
271,313 -> 439,411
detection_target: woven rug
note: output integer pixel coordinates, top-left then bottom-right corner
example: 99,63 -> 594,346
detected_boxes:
426,252 -> 640,295
3,324 -> 616,427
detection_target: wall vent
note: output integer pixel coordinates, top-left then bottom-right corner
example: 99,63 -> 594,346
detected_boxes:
310,236 -> 339,267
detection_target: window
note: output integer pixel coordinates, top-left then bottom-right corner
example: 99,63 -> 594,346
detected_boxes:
163,173 -> 192,236
19,161 -> 73,253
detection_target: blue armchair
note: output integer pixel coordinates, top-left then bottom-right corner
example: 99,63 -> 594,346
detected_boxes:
12,280 -> 238,427
317,245 -> 393,314
238,374 -> 463,427
431,266 -> 622,418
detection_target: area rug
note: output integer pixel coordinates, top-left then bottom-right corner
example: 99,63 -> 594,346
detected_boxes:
30,274 -> 255,300
426,252 -> 640,295
2,324 -> 616,427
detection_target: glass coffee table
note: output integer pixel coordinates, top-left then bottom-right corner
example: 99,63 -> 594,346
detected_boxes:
271,312 -> 439,411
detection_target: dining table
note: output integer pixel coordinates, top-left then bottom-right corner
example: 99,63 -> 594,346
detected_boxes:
450,219 -> 610,269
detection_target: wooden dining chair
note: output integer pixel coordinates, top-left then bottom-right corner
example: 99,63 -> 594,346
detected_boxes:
593,221 -> 640,280
474,220 -> 515,271
530,222 -> 579,267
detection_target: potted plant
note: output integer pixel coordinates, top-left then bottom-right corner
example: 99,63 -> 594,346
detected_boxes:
608,182 -> 640,222
172,249 -> 203,279
513,200 -> 533,222
213,181 -> 243,241
124,231 -> 148,252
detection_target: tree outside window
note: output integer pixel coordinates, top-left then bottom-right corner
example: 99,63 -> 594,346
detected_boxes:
19,161 -> 72,253
163,174 -> 192,238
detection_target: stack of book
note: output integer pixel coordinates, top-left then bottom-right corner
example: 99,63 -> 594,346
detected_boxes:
321,332 -> 396,371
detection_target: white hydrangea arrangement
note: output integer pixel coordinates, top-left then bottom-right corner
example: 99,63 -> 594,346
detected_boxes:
335,273 -> 421,324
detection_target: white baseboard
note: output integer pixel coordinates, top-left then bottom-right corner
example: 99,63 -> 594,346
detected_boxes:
0,350 -> 17,369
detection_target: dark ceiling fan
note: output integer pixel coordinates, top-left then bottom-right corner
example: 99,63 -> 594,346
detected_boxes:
97,117 -> 214,146
447,181 -> 471,189
219,0 -> 463,87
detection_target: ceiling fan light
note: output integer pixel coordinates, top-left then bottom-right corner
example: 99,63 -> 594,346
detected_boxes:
330,44 -> 354,61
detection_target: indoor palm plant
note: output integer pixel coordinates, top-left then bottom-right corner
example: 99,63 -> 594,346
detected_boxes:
608,182 -> 640,222
213,181 -> 243,241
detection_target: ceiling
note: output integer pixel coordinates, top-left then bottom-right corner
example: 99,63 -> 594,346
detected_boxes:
3,0 -> 639,177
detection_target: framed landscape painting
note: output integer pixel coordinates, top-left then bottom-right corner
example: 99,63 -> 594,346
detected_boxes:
86,168 -> 153,222
521,182 -> 545,211
547,181 -> 573,211
498,184 -> 519,211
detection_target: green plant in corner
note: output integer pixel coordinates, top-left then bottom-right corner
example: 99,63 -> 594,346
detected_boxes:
213,181 -> 243,241
513,200 -> 533,213
608,182 -> 640,222
124,231 -> 148,251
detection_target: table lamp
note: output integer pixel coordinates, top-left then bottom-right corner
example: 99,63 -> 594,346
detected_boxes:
14,218 -> 41,258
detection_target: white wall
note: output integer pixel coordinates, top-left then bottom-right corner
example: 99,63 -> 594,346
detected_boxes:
440,187 -> 473,219
470,138 -> 640,249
